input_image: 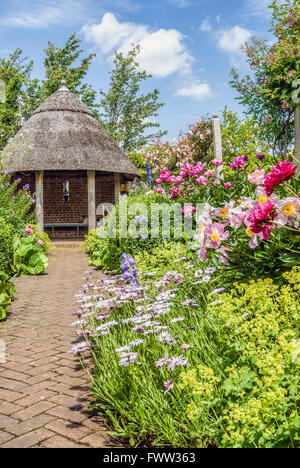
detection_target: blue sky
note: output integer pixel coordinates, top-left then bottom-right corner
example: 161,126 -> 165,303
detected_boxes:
0,0 -> 279,140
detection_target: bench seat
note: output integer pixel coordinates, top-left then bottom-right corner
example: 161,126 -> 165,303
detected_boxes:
44,223 -> 88,237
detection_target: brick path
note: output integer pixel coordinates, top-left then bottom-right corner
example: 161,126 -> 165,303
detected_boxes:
0,247 -> 115,448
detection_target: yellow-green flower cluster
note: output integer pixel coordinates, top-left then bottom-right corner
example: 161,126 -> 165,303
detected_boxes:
180,267 -> 300,448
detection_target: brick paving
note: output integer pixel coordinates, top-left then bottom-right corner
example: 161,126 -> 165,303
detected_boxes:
0,247 -> 116,448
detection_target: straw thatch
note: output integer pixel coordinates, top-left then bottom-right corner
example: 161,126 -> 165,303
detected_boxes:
1,84 -> 140,177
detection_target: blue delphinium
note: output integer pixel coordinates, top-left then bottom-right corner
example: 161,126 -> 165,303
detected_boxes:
146,163 -> 152,183
121,254 -> 141,294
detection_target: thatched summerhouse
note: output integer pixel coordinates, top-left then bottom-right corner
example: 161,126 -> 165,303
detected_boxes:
1,82 -> 140,238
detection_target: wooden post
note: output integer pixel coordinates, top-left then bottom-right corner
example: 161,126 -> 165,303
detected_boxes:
114,172 -> 121,204
295,106 -> 300,171
35,170 -> 44,233
212,113 -> 223,179
87,170 -> 96,231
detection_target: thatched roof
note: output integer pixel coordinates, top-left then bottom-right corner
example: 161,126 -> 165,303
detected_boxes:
1,84 -> 140,177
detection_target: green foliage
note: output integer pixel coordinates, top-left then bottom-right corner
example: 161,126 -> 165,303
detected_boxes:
0,271 -> 15,320
0,173 -> 36,235
0,217 -> 14,274
0,49 -> 34,149
28,33 -> 99,119
100,45 -> 166,152
230,0 -> 300,156
86,185 -> 184,273
14,235 -> 49,276
134,243 -> 190,275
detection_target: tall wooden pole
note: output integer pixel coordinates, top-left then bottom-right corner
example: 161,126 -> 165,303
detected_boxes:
295,106 -> 300,170
114,172 -> 121,204
212,113 -> 223,179
87,170 -> 96,231
35,170 -> 44,233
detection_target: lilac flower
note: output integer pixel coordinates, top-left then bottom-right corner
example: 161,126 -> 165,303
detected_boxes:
210,287 -> 225,295
170,317 -> 185,323
155,353 -> 170,367
119,352 -> 139,367
157,331 -> 177,345
167,355 -> 189,371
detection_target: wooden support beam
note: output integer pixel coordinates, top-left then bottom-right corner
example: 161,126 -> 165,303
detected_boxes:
212,113 -> 223,179
87,170 -> 96,231
114,172 -> 121,204
35,170 -> 44,233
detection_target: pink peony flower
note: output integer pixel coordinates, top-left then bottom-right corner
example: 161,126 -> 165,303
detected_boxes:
230,155 -> 248,170
247,200 -> 278,240
248,168 -> 265,185
276,197 -> 300,227
211,159 -> 223,166
25,225 -> 33,236
224,182 -> 232,188
205,222 -> 230,249
195,176 -> 207,185
37,239 -> 44,246
263,161 -> 297,195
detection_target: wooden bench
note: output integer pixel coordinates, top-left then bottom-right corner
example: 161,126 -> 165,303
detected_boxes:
44,223 -> 88,237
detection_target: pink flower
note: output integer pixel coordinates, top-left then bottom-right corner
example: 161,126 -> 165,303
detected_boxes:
164,380 -> 175,394
276,197 -> 300,227
263,161 -> 297,195
206,130 -> 211,135
205,222 -> 230,248
288,70 -> 294,78
169,187 -> 181,199
230,155 -> 248,170
211,159 -> 223,166
25,225 -> 33,236
195,176 -> 207,185
204,170 -> 215,177
247,200 -> 278,240
224,182 -> 232,188
182,204 -> 196,217
211,179 -> 219,185
248,168 -> 265,185
37,239 -> 44,246
181,344 -> 190,351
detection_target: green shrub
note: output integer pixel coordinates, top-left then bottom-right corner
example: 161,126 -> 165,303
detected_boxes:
31,225 -> 52,253
14,235 -> 49,276
0,217 -> 14,274
0,271 -> 15,320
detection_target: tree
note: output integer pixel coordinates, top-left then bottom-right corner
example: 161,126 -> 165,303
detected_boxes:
99,45 -> 166,152
23,33 -> 99,120
230,0 -> 300,157
0,49 -> 33,149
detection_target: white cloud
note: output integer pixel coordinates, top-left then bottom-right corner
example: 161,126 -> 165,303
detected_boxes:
175,82 -> 213,101
82,13 -> 194,78
199,18 -> 212,32
170,0 -> 192,7
216,26 -> 251,53
0,0 -> 88,29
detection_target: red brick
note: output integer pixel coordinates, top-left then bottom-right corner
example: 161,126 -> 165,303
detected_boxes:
1,428 -> 53,448
12,401 -> 57,421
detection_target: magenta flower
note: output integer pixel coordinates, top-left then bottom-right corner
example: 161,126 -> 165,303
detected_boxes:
230,155 -> 248,170
256,153 -> 265,160
211,159 -> 223,166
164,380 -> 175,394
247,200 -> 278,240
224,182 -> 232,188
195,176 -> 207,185
263,161 -> 297,196
37,239 -> 44,246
